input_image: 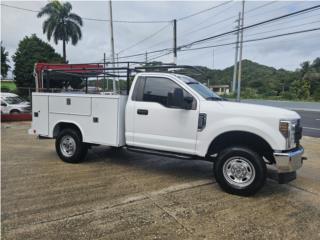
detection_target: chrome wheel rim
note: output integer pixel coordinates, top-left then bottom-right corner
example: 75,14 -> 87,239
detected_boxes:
60,135 -> 76,157
222,157 -> 255,189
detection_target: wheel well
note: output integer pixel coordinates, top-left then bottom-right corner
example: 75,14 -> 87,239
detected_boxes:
10,109 -> 20,113
53,122 -> 83,140
207,131 -> 275,163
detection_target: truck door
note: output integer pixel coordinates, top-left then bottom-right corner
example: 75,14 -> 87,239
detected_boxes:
132,76 -> 199,155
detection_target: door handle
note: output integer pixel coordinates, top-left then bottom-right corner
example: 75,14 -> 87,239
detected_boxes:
137,109 -> 148,115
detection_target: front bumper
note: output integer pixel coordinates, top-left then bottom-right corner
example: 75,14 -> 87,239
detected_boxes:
273,146 -> 304,173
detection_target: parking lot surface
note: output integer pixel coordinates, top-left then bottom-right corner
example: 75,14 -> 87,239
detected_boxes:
2,122 -> 320,240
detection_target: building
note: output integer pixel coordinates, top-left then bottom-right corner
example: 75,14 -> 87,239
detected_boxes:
211,85 -> 230,95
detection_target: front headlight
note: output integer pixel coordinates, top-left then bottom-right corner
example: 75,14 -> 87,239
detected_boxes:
279,119 -> 298,149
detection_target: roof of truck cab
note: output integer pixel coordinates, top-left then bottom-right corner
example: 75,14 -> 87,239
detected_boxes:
135,72 -> 187,78
135,72 -> 197,83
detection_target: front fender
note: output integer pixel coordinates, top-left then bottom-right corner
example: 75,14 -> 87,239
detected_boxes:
196,116 -> 285,157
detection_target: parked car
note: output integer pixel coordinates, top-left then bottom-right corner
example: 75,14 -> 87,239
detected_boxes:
1,92 -> 31,114
29,66 -> 304,196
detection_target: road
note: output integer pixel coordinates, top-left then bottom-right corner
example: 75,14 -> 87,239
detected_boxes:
296,110 -> 320,138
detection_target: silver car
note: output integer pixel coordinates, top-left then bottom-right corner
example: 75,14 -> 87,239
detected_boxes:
1,92 -> 31,114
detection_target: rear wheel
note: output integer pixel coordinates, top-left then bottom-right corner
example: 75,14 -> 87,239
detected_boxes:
55,129 -> 88,163
214,146 -> 266,196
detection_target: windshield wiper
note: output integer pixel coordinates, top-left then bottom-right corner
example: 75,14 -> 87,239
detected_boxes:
206,96 -> 223,101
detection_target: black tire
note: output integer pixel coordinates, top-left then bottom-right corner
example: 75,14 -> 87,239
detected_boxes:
214,146 -> 266,196
55,128 -> 88,163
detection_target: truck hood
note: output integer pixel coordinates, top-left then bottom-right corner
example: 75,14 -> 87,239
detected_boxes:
203,100 -> 300,120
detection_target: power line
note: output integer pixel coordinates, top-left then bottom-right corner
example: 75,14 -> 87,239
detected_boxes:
181,1 -> 277,38
117,47 -> 171,59
148,51 -> 173,62
193,18 -> 320,46
1,3 -> 38,12
118,5 -> 320,60
179,4 -> 320,49
245,19 -> 320,38
0,2 -> 235,24
147,2 -> 238,50
117,23 -> 171,54
244,11 -> 320,33
245,1 -> 277,14
179,2 -> 238,36
83,17 -> 169,24
246,1 -> 315,20
180,18 -> 320,52
147,27 -> 320,62
177,1 -> 233,21
1,3 -> 170,24
147,3 -> 238,50
179,27 -> 320,52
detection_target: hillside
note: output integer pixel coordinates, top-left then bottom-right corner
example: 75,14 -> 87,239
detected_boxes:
193,59 -> 300,96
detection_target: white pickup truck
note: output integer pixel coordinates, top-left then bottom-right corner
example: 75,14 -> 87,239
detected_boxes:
30,68 -> 304,196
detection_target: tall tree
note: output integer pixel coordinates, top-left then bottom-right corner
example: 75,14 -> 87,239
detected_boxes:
1,42 -> 11,78
37,0 -> 83,62
12,34 -> 64,91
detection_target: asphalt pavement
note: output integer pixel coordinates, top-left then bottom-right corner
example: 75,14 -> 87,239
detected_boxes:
296,110 -> 320,138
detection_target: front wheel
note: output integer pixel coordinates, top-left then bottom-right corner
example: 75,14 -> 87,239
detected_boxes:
214,146 -> 266,196
55,129 -> 88,163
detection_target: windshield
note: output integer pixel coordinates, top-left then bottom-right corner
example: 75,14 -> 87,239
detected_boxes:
176,75 -> 222,100
5,97 -> 24,104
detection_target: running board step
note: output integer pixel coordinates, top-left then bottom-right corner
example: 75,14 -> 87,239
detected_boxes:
126,146 -> 196,160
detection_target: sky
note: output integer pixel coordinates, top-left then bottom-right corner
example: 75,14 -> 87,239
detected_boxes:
1,0 -> 320,78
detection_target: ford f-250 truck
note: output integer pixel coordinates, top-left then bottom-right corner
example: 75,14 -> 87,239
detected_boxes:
29,64 -> 304,196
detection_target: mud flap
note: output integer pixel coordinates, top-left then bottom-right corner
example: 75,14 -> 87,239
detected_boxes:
278,171 -> 297,184
268,169 -> 297,184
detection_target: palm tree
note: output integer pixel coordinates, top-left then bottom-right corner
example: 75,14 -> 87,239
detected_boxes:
1,42 -> 11,78
37,0 -> 83,62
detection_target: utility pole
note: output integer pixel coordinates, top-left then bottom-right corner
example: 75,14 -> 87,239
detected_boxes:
237,0 -> 245,102
173,19 -> 177,64
210,48 -> 214,89
145,51 -> 148,63
109,0 -> 116,93
232,12 -> 241,93
103,53 -> 106,91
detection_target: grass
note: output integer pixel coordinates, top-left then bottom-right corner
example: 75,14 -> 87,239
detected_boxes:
1,81 -> 16,91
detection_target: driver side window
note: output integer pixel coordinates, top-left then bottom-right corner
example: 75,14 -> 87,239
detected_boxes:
142,77 -> 194,109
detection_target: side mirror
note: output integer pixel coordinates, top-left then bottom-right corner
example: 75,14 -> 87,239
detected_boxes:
168,88 -> 194,110
1,102 -> 7,107
184,96 -> 194,110
168,88 -> 184,108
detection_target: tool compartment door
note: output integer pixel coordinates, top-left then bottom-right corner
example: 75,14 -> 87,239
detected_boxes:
32,94 -> 49,136
86,97 -> 119,145
49,96 -> 91,116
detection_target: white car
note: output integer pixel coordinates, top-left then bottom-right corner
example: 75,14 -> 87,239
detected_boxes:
1,92 -> 31,114
30,71 -> 304,196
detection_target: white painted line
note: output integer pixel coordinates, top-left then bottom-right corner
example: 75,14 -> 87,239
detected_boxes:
316,119 -> 320,121
303,127 -> 320,131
